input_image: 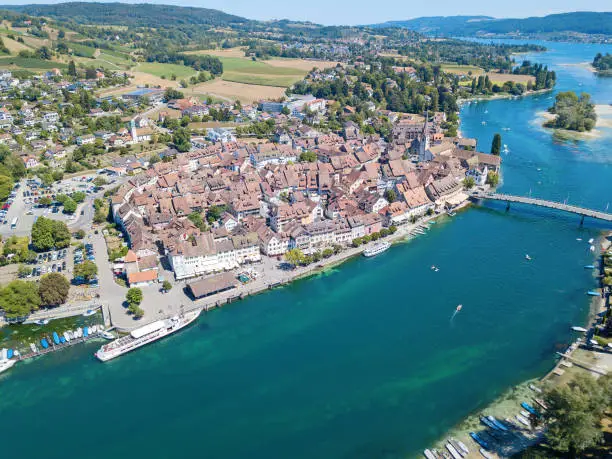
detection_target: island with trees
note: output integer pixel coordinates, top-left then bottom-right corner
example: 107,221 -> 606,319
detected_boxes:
544,91 -> 597,133
592,53 -> 612,76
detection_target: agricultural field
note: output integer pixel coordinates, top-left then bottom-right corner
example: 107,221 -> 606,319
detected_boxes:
217,56 -> 308,87
2,36 -> 32,54
136,62 -> 198,79
440,64 -> 484,75
185,47 -> 246,58
0,56 -> 67,70
442,64 -> 535,85
188,78 -> 286,103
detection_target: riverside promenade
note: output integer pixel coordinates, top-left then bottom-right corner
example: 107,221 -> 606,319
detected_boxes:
109,205 -> 458,332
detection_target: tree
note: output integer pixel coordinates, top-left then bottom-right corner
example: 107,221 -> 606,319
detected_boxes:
63,197 -> 77,213
39,273 -> 70,306
74,229 -> 86,239
543,374 -> 612,457
162,280 -> 173,292
172,127 -> 191,152
463,177 -> 476,189
71,191 -> 86,203
68,60 -> 77,77
73,260 -> 98,281
491,133 -> 502,155
128,303 -> 144,318
281,106 -> 290,115
299,151 -> 317,162
486,171 -> 500,187
384,189 -> 397,203
17,264 -> 32,278
187,212 -> 207,231
93,176 -> 107,187
38,196 -> 52,206
0,280 -> 41,318
0,174 -> 12,201
284,248 -> 305,267
126,287 -> 143,306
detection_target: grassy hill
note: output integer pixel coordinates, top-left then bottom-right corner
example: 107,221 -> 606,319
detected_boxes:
0,2 -> 249,27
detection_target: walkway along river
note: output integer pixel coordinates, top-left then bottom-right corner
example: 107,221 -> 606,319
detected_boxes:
0,40 -> 611,459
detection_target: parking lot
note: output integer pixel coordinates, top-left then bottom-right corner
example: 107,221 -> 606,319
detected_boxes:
0,174 -> 112,237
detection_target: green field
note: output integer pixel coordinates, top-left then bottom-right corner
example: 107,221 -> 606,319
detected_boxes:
137,62 -> 197,78
218,56 -> 306,87
0,57 -> 67,69
67,41 -> 96,58
440,64 -> 484,75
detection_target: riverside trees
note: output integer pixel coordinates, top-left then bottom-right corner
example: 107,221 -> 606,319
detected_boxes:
545,91 -> 597,132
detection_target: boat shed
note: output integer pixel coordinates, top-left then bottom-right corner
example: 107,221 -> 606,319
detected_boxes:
187,272 -> 238,299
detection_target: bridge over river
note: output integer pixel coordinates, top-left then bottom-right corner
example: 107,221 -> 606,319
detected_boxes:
470,192 -> 612,224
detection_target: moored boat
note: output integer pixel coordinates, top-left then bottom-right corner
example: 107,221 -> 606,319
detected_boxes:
571,326 -> 587,333
587,291 -> 600,297
52,332 -> 60,345
83,327 -> 89,337
0,357 -> 16,374
469,432 -> 489,450
34,319 -> 50,325
445,442 -> 463,459
82,309 -> 97,317
516,414 -> 531,427
529,383 -> 543,394
584,265 -> 595,269
487,415 -> 508,432
424,449 -> 437,459
521,402 -> 538,416
363,241 -> 391,258
40,338 -> 49,349
95,309 -> 201,362
480,448 -> 494,459
63,331 -> 71,342
101,331 -> 115,340
29,343 -> 37,353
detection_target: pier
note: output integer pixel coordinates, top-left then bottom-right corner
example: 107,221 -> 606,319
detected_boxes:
471,191 -> 612,224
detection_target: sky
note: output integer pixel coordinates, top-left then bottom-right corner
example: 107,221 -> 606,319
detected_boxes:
0,0 -> 610,25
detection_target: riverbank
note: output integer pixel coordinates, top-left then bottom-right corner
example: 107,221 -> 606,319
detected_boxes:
459,88 -> 553,105
429,231 -> 612,458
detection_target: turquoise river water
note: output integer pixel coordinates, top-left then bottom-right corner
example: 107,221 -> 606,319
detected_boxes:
1,41 -> 611,458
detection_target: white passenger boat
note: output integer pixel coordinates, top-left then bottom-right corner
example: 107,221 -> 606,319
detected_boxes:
0,358 -> 15,374
95,309 -> 201,362
571,326 -> 587,333
363,241 -> 391,258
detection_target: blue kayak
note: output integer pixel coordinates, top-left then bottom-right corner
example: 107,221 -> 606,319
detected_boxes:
470,432 -> 489,450
40,338 -> 49,349
83,327 -> 89,337
59,336 -> 66,344
6,349 -> 13,359
52,332 -> 60,345
521,402 -> 538,416
587,291 -> 600,297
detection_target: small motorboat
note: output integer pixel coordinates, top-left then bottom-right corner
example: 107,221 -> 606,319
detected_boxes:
101,331 -> 115,340
576,238 -> 582,241
456,304 -> 463,312
424,449 -> 437,459
584,265 -> 595,269
587,291 -> 601,297
63,331 -> 71,342
520,409 -> 531,418
82,309 -> 97,317
529,383 -> 543,394
589,245 -> 595,252
59,336 -> 66,344
469,432 -> 489,449
52,332 -> 60,345
40,338 -> 49,349
571,326 -> 587,333
521,402 -> 538,416
480,448 -> 494,459
525,254 -> 532,261
445,442 -> 463,459
535,398 -> 548,410
34,319 -> 50,326
29,343 -> 38,353
431,265 -> 437,270
516,414 -> 531,427
588,238 -> 594,244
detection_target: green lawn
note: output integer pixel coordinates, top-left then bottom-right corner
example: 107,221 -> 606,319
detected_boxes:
67,42 -> 96,58
222,72 -> 303,87
137,62 -> 197,78
217,56 -> 306,87
440,64 -> 484,75
0,57 -> 67,69
219,57 -> 304,76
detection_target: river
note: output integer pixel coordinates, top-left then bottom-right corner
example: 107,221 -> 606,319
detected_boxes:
1,41 -> 611,458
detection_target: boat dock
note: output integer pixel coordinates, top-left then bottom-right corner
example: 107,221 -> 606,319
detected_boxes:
12,323 -> 105,362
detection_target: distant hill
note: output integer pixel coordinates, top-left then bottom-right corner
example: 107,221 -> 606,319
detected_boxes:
0,2 -> 249,27
372,12 -> 612,38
